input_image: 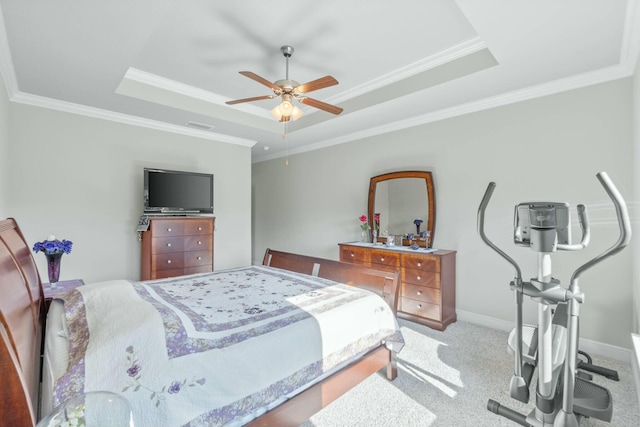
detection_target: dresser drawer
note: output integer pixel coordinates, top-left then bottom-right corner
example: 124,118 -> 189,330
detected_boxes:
184,265 -> 213,275
152,253 -> 185,271
369,250 -> 400,269
403,254 -> 439,272
402,268 -> 440,288
184,250 -> 212,268
151,236 -> 185,254
401,297 -> 441,320
153,268 -> 185,280
402,283 -> 440,305
150,220 -> 185,237
184,235 -> 212,252
184,219 -> 213,235
340,246 -> 368,264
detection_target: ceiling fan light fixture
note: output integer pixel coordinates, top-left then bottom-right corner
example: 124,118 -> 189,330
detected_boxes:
271,95 -> 303,122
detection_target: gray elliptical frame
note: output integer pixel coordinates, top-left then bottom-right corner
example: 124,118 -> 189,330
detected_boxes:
477,171 -> 632,427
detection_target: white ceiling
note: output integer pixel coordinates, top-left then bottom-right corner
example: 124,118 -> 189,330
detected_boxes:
1,1 -> 638,163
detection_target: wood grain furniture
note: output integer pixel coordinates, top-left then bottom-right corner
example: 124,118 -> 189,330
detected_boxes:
0,217 -> 400,427
0,218 -> 44,427
367,170 -> 436,248
339,243 -> 457,331
140,216 -> 214,280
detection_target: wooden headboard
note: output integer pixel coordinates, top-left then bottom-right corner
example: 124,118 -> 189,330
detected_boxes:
263,248 -> 400,314
0,218 -> 45,427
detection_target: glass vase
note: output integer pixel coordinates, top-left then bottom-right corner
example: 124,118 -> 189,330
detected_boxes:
45,253 -> 63,288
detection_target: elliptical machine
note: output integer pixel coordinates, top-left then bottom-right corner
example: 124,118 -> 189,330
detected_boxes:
477,172 -> 631,426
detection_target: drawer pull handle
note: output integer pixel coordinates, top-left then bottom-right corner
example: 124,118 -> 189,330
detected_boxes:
417,304 -> 422,309
417,291 -> 422,296
167,260 -> 172,264
197,256 -> 202,260
198,227 -> 202,231
167,243 -> 172,247
350,253 -> 354,257
198,241 -> 202,245
167,228 -> 172,232
380,257 -> 385,262
417,262 -> 422,267
417,276 -> 421,280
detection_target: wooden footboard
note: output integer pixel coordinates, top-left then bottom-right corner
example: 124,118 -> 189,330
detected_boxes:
263,248 -> 400,315
246,346 -> 396,427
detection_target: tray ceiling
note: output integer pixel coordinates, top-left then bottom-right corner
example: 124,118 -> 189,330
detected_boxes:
0,1 -> 637,162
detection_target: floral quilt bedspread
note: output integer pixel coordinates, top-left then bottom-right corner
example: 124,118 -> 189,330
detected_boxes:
53,265 -> 404,427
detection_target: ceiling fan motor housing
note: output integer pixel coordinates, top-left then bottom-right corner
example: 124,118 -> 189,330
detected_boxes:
274,79 -> 299,92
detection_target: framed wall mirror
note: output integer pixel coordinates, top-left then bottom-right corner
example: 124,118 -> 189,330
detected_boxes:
368,171 -> 436,247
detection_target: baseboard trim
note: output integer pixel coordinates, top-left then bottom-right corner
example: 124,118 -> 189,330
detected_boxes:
456,309 -> 632,363
632,334 -> 640,408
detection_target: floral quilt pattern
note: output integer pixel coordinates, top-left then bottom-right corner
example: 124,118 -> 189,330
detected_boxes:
51,266 -> 404,427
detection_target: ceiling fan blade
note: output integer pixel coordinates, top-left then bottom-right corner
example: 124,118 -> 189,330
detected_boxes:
225,95 -> 275,105
299,97 -> 343,115
295,76 -> 339,94
239,71 -> 281,92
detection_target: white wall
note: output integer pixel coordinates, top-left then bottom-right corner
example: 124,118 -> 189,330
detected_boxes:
253,78 -> 634,349
0,74 -> 9,218
634,49 -> 640,334
7,103 -> 252,283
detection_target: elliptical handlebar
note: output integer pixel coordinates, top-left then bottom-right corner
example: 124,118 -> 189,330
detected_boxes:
570,171 -> 632,283
556,204 -> 590,251
477,182 -> 522,281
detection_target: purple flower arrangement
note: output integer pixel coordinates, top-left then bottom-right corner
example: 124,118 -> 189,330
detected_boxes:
33,236 -> 73,255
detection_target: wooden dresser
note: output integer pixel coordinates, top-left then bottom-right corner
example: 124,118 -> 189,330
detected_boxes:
141,217 -> 215,280
339,243 -> 456,331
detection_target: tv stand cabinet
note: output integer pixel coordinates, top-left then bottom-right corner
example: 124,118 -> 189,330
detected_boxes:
141,217 -> 215,280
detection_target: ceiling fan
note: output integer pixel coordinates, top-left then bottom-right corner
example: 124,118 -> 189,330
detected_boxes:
225,45 -> 343,122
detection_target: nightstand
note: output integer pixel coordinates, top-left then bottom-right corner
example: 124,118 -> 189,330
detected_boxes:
43,279 -> 84,311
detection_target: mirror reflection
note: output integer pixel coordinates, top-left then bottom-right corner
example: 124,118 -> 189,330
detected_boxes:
368,171 -> 435,248
374,179 -> 429,234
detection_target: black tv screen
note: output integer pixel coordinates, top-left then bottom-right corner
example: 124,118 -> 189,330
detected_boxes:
144,168 -> 214,214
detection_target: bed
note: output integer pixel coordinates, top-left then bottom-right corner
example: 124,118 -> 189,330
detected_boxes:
0,218 -> 403,427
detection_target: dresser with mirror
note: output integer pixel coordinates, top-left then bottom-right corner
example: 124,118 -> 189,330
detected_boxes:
339,171 -> 456,331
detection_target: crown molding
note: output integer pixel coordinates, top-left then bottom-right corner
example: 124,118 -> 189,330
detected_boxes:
11,91 -> 256,147
121,67 -> 271,119
255,63 -> 631,163
0,6 -> 18,98
327,37 -> 487,105
621,0 -> 640,74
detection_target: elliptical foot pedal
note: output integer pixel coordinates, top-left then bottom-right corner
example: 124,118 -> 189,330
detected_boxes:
573,376 -> 613,422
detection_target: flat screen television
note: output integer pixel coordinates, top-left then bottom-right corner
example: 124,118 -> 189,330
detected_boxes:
143,168 -> 214,214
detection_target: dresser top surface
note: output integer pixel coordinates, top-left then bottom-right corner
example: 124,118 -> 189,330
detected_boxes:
339,242 -> 455,256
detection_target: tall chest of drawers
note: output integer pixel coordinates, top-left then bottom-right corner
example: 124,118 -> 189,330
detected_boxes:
339,243 -> 456,331
141,217 -> 215,280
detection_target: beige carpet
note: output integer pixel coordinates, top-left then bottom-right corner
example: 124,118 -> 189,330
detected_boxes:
302,319 -> 640,427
